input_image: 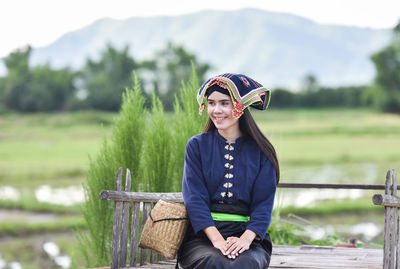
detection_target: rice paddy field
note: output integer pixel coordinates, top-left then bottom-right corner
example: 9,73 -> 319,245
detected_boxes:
0,108 -> 399,268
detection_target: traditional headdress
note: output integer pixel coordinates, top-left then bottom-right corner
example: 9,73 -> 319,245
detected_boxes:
197,73 -> 271,118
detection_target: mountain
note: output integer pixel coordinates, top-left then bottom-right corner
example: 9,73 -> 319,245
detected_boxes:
28,9 -> 391,88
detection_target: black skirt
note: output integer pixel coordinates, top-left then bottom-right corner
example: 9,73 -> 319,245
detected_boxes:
177,202 -> 272,269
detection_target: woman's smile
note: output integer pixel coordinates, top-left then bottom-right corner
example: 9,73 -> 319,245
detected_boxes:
213,116 -> 227,123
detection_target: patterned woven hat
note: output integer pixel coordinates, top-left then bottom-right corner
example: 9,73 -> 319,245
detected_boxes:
197,73 -> 271,117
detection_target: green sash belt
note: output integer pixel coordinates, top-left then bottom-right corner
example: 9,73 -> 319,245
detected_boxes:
211,212 -> 250,222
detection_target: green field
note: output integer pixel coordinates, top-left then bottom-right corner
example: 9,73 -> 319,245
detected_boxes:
254,108 -> 400,184
1,108 -> 399,188
0,111 -> 114,187
0,108 -> 398,267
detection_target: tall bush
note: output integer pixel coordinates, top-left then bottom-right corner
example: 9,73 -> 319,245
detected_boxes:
75,73 -> 146,267
140,93 -> 174,192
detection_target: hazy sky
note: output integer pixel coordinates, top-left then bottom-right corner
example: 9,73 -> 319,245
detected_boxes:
1,0 -> 399,58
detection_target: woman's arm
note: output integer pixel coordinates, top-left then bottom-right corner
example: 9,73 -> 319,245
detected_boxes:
246,158 -> 276,239
182,138 -> 215,233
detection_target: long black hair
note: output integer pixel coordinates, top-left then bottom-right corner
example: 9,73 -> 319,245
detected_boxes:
203,109 -> 280,183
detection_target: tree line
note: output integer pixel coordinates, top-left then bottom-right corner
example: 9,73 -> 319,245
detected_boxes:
0,21 -> 399,113
0,43 -> 209,113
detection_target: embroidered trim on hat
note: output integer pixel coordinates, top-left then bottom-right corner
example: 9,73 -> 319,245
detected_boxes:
232,101 -> 243,118
197,73 -> 272,114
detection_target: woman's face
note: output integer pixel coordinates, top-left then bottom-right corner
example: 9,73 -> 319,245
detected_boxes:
207,91 -> 239,134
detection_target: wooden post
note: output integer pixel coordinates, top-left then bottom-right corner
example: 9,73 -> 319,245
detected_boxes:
119,169 -> 131,267
140,202 -> 151,265
393,171 -> 399,269
383,170 -> 398,269
129,201 -> 140,267
149,202 -> 157,264
111,168 -> 123,269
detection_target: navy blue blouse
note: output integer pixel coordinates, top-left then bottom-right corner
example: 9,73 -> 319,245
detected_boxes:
182,129 -> 276,239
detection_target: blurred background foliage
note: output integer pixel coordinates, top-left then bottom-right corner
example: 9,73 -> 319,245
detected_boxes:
0,21 -> 399,113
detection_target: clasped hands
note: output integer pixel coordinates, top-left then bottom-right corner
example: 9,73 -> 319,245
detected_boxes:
205,227 -> 256,259
226,236 -> 252,259
213,235 -> 252,259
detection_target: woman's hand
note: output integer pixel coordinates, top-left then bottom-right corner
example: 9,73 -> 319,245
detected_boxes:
203,226 -> 228,256
225,230 -> 256,258
212,238 -> 229,256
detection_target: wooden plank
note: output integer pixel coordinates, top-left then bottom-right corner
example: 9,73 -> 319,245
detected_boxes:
397,206 -> 400,269
272,245 -> 382,256
149,202 -> 157,264
388,170 -> 396,269
372,194 -> 400,207
101,183 -> 400,203
119,260 -> 176,268
129,202 -> 140,267
100,191 -> 183,203
119,169 -> 132,267
270,245 -> 382,268
278,183 -> 393,190
383,171 -> 390,269
96,245 -> 383,269
140,202 -> 151,266
111,168 -> 123,269
150,251 -> 157,264
393,169 -> 398,196
392,170 -> 398,269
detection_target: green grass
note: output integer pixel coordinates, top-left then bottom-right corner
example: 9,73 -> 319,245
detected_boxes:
0,108 -> 398,206
252,108 -> 400,184
0,111 -> 115,185
278,198 -> 384,215
0,198 -> 81,214
0,216 -> 86,236
0,108 -> 399,227
2,108 -> 399,187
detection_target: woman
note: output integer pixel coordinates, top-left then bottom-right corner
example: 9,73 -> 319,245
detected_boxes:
178,73 -> 279,269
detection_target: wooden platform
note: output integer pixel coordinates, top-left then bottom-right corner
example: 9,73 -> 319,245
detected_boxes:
269,245 -> 382,268
93,245 -> 383,269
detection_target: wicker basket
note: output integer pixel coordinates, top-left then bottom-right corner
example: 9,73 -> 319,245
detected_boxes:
139,199 -> 189,259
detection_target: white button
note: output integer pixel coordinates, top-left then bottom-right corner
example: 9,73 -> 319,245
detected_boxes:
223,183 -> 233,188
225,145 -> 234,151
224,163 -> 230,168
224,173 -> 234,179
227,192 -> 233,198
229,164 -> 234,169
220,192 -> 226,197
224,154 -> 234,160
